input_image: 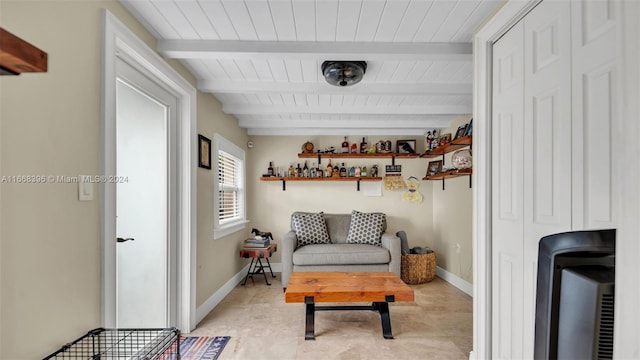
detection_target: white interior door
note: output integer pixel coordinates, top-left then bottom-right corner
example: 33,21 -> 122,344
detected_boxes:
522,2 -> 573,355
115,57 -> 177,328
491,19 -> 525,360
491,1 -> 576,357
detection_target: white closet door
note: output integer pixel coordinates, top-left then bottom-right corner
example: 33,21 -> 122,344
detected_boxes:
522,1 -> 573,356
491,20 -> 525,360
571,0 -> 618,230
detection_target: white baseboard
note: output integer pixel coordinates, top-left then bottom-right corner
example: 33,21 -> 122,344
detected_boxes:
436,266 -> 473,296
195,264 -> 249,324
468,350 -> 476,360
195,262 -> 283,325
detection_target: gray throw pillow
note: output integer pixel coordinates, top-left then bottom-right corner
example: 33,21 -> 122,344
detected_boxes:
346,210 -> 385,246
292,212 -> 331,247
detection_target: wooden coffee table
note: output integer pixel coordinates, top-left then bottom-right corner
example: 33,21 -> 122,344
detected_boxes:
284,272 -> 414,340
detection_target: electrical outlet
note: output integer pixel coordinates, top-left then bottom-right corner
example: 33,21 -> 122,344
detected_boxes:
455,243 -> 461,253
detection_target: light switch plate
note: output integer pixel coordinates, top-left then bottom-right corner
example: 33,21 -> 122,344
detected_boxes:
78,175 -> 93,201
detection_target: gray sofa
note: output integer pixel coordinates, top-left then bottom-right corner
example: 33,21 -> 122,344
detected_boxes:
281,212 -> 402,289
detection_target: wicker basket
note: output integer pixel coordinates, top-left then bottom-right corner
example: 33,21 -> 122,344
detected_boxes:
401,252 -> 437,284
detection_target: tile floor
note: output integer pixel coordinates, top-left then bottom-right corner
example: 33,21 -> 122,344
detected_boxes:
189,274 -> 472,360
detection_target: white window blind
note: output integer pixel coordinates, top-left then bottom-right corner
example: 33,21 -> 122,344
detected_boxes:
213,134 -> 246,239
218,150 -> 241,223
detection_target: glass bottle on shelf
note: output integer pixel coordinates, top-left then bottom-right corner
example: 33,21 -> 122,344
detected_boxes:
303,161 -> 309,177
355,166 -> 361,177
333,164 -> 340,177
351,143 -> 358,153
348,166 -> 355,177
317,164 -> 324,178
296,163 -> 302,177
288,163 -> 295,177
342,136 -> 349,153
360,137 -> 367,153
361,166 -> 367,177
339,163 -> 347,177
310,162 -> 317,177
326,161 -> 333,178
267,161 -> 274,176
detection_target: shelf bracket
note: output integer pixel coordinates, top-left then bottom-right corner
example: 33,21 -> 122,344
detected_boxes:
317,152 -> 322,165
442,178 -> 445,191
391,156 -> 396,166
469,174 -> 472,189
357,179 -> 361,191
282,179 -> 286,191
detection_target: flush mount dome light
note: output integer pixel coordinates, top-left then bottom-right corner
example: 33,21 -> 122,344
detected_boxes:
321,61 -> 367,87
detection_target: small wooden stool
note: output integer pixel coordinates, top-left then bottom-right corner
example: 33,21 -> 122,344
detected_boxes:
239,243 -> 277,286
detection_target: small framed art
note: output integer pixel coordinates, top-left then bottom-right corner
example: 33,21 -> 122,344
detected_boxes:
198,134 -> 211,169
427,160 -> 443,176
396,139 -> 417,154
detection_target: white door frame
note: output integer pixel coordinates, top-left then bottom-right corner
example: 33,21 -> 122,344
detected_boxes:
473,0 -> 639,358
101,9 -> 197,332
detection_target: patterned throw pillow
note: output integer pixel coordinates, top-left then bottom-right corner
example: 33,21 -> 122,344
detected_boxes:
292,212 -> 331,247
346,210 -> 385,246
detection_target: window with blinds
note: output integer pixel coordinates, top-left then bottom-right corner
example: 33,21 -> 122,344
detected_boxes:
218,150 -> 242,223
213,134 -> 246,239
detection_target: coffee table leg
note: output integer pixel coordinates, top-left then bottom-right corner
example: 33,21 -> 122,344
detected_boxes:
305,296 -> 315,340
373,302 -> 394,339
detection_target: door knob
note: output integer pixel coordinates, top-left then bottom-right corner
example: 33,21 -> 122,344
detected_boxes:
117,237 -> 135,243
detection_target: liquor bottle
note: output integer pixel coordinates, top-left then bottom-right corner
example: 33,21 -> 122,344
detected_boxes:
355,166 -> 361,177
340,163 -> 347,177
360,137 -> 367,153
333,164 -> 340,177
348,166 -> 355,177
310,162 -> 317,177
326,161 -> 333,178
361,166 -> 367,177
317,165 -> 324,178
267,161 -> 274,176
341,136 -> 349,153
288,164 -> 295,177
351,143 -> 358,153
296,163 -> 302,177
303,161 -> 309,177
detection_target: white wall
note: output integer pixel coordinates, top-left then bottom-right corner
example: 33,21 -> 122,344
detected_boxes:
430,116 -> 474,283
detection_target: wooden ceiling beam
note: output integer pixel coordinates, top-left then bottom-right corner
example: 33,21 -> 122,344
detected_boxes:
223,103 -> 471,115
158,40 -> 472,62
200,79 -> 471,95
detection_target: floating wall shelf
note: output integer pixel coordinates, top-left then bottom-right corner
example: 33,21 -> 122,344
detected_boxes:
260,176 -> 382,191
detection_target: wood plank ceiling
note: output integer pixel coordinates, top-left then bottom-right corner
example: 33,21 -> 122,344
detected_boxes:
120,0 -> 501,135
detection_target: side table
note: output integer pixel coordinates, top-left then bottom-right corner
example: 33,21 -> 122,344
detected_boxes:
239,243 -> 277,286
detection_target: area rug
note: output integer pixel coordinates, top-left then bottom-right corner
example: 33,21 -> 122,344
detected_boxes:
166,336 -> 230,360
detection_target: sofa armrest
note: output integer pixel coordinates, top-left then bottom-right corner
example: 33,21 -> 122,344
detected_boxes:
381,232 -> 401,278
281,230 -> 297,288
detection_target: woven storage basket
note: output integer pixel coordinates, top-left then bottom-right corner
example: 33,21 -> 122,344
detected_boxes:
401,252 -> 436,284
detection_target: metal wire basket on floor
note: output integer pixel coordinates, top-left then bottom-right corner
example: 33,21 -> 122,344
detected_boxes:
43,327 -> 180,360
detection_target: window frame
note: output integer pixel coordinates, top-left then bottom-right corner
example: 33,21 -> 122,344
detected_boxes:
213,133 -> 247,239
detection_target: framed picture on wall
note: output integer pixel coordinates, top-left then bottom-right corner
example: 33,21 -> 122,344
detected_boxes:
454,124 -> 468,140
198,134 -> 211,169
396,139 -> 417,154
426,160 -> 443,177
438,133 -> 452,146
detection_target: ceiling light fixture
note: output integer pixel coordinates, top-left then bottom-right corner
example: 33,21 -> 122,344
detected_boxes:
321,61 -> 367,87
